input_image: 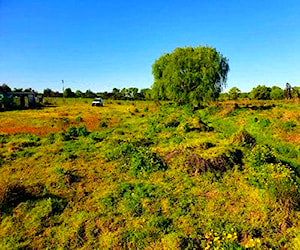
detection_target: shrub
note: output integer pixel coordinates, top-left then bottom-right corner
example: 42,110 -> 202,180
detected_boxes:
166,120 -> 180,128
129,148 -> 167,176
67,126 -> 79,137
59,126 -> 89,141
89,131 -> 104,142
117,182 -> 158,216
148,215 -> 174,233
77,126 -> 89,137
47,132 -> 56,144
54,167 -> 80,187
99,121 -> 108,128
120,229 -> 149,249
74,116 -> 83,123
248,145 -> 276,167
283,120 -> 297,131
258,118 -> 271,128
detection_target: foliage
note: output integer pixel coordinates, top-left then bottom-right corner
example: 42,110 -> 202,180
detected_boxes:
152,46 -> 229,106
270,86 -> 284,100
249,85 -> 270,100
228,87 -> 241,100
0,98 -> 299,249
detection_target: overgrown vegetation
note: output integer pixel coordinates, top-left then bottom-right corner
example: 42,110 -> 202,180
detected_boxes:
0,98 -> 299,249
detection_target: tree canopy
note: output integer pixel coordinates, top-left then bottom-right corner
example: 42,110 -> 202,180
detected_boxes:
249,85 -> 270,100
152,46 -> 229,106
228,87 -> 241,100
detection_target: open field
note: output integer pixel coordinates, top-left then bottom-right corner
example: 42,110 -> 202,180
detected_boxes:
0,99 -> 299,249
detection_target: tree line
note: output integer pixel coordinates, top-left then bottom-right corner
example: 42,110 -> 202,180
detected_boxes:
1,46 -> 299,104
222,83 -> 300,101
42,87 -> 152,100
1,82 -> 298,103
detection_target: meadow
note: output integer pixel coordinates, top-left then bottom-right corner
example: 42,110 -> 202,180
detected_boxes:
0,98 -> 299,249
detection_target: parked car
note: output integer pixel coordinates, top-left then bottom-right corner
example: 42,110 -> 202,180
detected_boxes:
91,97 -> 103,107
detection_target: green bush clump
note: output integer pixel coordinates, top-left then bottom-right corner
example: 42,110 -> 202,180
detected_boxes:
248,145 -> 277,168
130,148 -> 167,176
119,182 -> 158,216
0,134 -> 10,144
47,132 -> 55,144
258,117 -> 271,128
89,131 -> 104,142
54,167 -> 80,187
104,142 -> 136,161
120,229 -> 149,249
101,182 -> 159,217
283,120 -> 297,131
77,126 -> 89,137
148,215 -> 174,233
99,120 -> 108,128
166,120 -> 180,128
247,163 -> 299,208
59,126 -> 89,141
74,116 -> 83,123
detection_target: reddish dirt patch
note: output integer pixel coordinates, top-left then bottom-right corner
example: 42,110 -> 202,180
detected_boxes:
0,126 -> 60,136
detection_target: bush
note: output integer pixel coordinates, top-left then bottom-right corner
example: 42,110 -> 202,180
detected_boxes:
77,126 -> 89,137
166,120 -> 180,128
248,145 -> 276,167
283,120 -> 297,131
99,121 -> 108,128
74,116 -> 83,123
129,148 -> 167,176
59,126 -> 89,141
89,131 -> 104,142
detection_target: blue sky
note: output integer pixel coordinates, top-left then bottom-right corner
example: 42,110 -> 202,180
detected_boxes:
0,0 -> 299,93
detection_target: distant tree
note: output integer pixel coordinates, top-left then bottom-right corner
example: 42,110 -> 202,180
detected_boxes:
218,92 -> 229,101
128,87 -> 139,99
292,86 -> 300,98
112,88 -> 121,100
75,90 -> 83,98
228,87 -> 241,100
140,88 -> 152,100
24,88 -> 35,92
84,89 -> 97,98
43,88 -> 53,97
240,92 -> 249,99
121,88 -> 129,99
249,85 -> 270,100
63,88 -> 75,98
152,46 -> 229,106
270,86 -> 284,100
0,83 -> 12,92
13,88 -> 23,92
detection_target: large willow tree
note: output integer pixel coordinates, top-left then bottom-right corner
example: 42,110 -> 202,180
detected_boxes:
152,46 -> 229,106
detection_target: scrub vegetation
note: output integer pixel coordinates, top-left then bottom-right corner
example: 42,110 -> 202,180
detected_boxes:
0,98 -> 299,249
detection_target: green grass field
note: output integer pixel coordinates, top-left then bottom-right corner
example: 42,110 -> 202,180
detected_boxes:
0,98 -> 299,249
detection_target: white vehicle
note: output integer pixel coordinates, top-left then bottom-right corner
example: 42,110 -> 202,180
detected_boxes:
91,97 -> 103,107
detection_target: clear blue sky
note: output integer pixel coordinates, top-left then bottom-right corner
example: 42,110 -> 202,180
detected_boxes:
1,0 -> 300,93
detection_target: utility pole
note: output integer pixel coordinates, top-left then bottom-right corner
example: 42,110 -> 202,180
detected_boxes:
62,80 -> 65,103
